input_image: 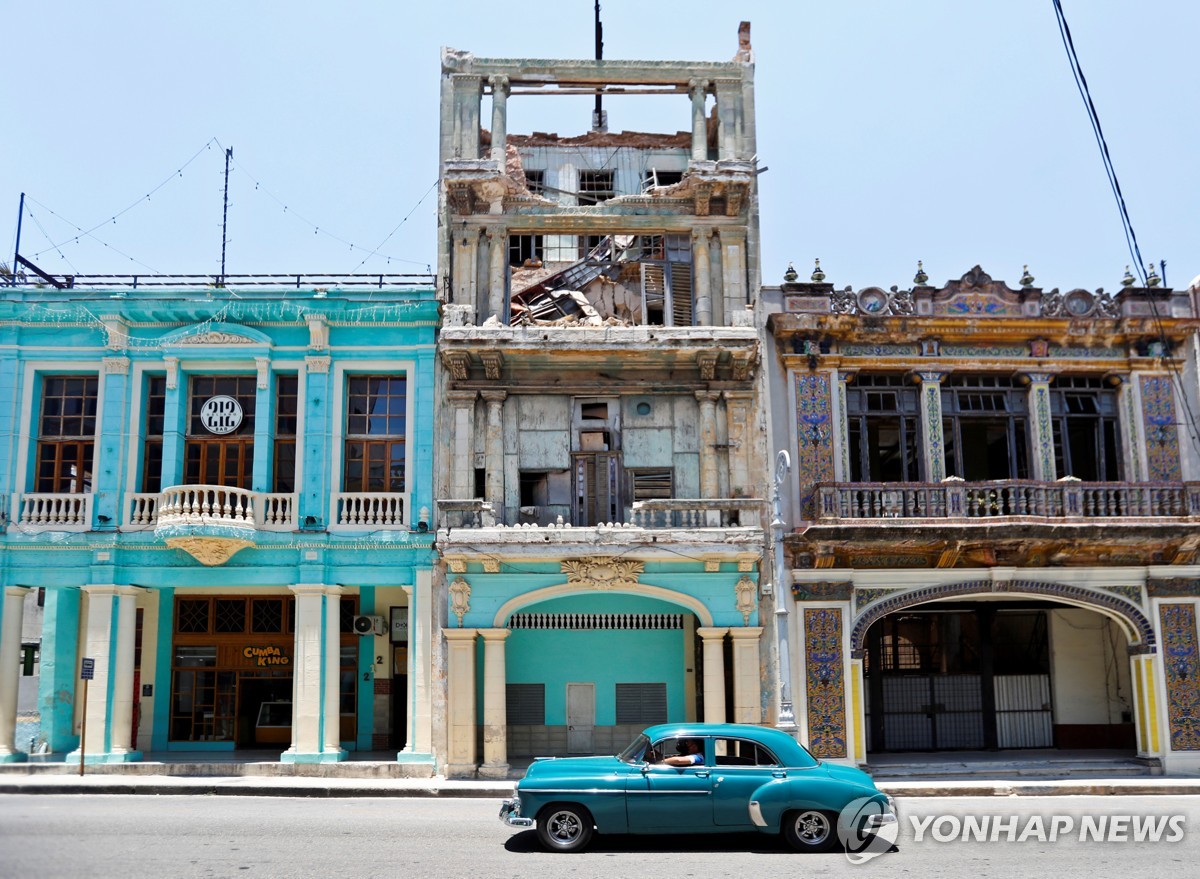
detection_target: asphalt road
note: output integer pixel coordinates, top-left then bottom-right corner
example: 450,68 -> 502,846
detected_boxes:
1,794 -> 1198,879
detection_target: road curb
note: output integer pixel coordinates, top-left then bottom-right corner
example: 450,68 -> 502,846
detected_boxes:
3,779 -> 1200,798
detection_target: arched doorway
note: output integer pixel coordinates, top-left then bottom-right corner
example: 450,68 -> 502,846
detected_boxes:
500,592 -> 700,757
851,583 -> 1153,755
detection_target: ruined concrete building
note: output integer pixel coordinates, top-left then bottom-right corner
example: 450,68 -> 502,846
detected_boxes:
433,26 -> 770,777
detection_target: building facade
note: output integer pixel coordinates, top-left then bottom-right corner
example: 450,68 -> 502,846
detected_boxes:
0,280 -> 439,770
766,265 -> 1200,773
432,27 -> 772,777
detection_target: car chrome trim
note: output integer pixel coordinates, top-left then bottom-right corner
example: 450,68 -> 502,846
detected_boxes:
748,800 -> 767,827
865,813 -> 898,828
523,788 -> 625,796
625,790 -> 710,796
499,797 -> 534,828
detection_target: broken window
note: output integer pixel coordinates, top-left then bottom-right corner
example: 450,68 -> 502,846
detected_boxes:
573,451 -> 622,526
629,468 -> 673,500
1050,377 -> 1121,481
643,169 -> 684,190
508,234 -> 544,267
523,169 -> 545,195
578,170 -> 615,205
846,375 -> 921,483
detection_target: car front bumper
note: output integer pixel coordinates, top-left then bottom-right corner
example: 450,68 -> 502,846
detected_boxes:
499,797 -> 534,828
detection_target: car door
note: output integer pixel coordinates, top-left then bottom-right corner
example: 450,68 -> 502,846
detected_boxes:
710,736 -> 785,827
625,736 -> 714,831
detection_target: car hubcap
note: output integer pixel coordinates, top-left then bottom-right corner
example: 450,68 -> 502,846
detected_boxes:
797,811 -> 830,844
549,811 -> 581,843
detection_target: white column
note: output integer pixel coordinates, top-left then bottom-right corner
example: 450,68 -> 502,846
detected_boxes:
730,627 -> 763,724
284,584 -> 345,762
444,628 -> 479,777
692,228 -> 712,326
689,78 -> 709,161
697,627 -> 729,723
323,586 -> 344,754
487,228 -> 506,321
107,587 -> 140,756
489,75 -> 509,162
478,628 -> 510,779
483,391 -> 507,523
398,569 -> 434,761
0,587 -> 31,761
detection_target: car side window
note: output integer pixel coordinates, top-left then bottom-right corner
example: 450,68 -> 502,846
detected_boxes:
713,737 -> 779,767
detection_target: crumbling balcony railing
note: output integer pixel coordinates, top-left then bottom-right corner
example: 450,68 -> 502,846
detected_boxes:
437,499 -> 497,529
815,481 -> 1200,521
629,498 -> 764,528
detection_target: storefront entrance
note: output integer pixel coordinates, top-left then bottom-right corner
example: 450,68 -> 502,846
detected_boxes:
863,601 -> 1133,752
169,593 -> 358,747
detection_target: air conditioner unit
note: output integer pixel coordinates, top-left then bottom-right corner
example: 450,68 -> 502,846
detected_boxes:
353,614 -> 385,636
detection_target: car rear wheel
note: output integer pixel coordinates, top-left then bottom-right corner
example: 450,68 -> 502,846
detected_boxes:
783,809 -> 838,853
536,803 -> 595,853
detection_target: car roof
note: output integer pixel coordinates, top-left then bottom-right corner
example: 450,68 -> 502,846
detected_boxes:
640,723 -> 808,754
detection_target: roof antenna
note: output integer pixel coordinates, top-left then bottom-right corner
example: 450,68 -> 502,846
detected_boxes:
592,1 -> 607,132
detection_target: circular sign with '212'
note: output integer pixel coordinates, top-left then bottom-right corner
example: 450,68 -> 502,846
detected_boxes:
200,395 -> 244,434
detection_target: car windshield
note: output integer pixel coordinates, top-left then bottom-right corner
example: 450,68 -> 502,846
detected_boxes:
617,734 -> 650,763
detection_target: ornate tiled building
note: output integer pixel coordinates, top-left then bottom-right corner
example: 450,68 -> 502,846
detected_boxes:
432,27 -> 771,777
765,264 -> 1200,772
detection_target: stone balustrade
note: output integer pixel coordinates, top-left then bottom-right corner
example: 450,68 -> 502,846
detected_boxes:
816,481 -> 1200,521
436,498 -> 496,529
138,486 -> 297,531
333,491 -> 407,529
629,497 -> 764,528
13,492 -> 93,531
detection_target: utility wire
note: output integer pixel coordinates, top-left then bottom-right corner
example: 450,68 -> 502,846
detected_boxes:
1051,0 -> 1200,455
29,138 -> 218,259
24,195 -> 161,273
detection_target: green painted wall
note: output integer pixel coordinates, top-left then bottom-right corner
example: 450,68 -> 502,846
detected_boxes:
486,593 -> 688,725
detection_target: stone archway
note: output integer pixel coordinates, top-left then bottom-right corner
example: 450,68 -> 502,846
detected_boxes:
844,579 -> 1158,760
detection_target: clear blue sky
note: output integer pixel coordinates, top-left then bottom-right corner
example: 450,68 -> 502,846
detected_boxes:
4,1 -> 1196,292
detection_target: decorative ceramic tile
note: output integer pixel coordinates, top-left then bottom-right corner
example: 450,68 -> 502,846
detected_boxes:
804,607 -> 847,758
1141,376 -> 1181,482
1160,603 -> 1200,751
1030,381 -> 1055,480
841,344 -> 921,357
794,373 -> 835,517
940,345 -> 1027,358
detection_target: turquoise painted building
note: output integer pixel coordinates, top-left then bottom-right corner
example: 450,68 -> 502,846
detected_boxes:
0,279 -> 439,770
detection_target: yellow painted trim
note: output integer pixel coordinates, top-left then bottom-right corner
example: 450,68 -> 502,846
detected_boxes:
1134,658 -> 1149,753
1145,659 -> 1161,753
850,666 -> 865,762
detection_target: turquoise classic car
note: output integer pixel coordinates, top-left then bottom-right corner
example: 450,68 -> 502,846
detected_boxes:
499,722 -> 896,853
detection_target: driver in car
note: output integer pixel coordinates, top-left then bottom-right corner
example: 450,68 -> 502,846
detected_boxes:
660,738 -> 704,767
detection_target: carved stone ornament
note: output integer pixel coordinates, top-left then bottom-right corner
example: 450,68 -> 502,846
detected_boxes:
734,575 -> 757,625
561,557 -> 645,591
165,536 -> 255,566
178,331 -> 258,345
479,350 -> 504,381
696,351 -> 719,381
830,287 -> 857,315
305,355 -> 331,374
103,356 -> 130,375
447,559 -> 467,574
449,577 -> 472,626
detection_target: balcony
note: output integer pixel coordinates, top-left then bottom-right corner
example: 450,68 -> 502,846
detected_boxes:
124,486 -> 298,532
11,492 -> 93,532
815,481 -> 1200,521
331,491 -> 409,531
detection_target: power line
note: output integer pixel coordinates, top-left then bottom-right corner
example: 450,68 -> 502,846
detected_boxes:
23,195 -> 161,273
1050,0 -> 1200,456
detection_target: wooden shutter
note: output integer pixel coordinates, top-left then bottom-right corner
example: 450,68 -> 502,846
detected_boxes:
668,262 -> 694,326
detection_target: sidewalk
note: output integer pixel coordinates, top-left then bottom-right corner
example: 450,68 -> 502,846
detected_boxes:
3,759 -> 1200,799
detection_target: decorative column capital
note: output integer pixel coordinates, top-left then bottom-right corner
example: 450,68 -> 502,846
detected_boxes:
1022,372 -> 1055,385
696,626 -> 730,641
488,74 -> 509,95
478,628 -> 511,642
446,390 -> 479,406
3,586 -> 32,599
443,628 -> 479,642
688,77 -> 710,96
305,355 -> 331,374
255,357 -> 270,390
695,390 -> 721,406
290,583 -> 334,597
481,390 -> 508,405
102,356 -> 130,375
163,356 -> 179,390
913,370 -> 946,384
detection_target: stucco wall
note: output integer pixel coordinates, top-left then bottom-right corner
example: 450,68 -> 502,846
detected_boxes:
1049,608 -> 1132,725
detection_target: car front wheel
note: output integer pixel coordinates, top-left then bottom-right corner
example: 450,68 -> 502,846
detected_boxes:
783,809 -> 837,853
536,803 -> 595,853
